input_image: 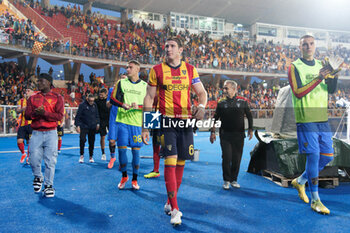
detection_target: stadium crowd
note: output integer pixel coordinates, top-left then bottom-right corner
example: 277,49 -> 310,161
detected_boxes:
1,1 -> 350,117
2,1 -> 350,76
0,62 -> 36,106
1,59 -> 350,117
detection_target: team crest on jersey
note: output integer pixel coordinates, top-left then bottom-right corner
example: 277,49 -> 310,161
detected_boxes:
304,142 -> 308,147
47,99 -> 54,106
182,70 -> 187,75
167,145 -> 172,151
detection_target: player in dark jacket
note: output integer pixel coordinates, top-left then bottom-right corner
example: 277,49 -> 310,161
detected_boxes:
75,94 -> 100,163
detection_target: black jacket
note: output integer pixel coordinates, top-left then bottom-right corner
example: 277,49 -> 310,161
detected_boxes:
214,96 -> 253,137
95,98 -> 110,123
75,100 -> 100,129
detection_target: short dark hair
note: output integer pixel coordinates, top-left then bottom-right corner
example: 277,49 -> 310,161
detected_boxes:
39,73 -> 53,86
166,36 -> 183,48
87,93 -> 95,98
99,88 -> 107,94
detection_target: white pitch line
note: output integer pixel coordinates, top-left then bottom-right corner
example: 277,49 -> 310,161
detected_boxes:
0,146 -> 100,154
0,146 -> 135,154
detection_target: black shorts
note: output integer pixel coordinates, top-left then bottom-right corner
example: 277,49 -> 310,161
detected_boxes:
98,122 -> 109,136
57,125 -> 64,137
160,117 -> 194,160
17,125 -> 33,141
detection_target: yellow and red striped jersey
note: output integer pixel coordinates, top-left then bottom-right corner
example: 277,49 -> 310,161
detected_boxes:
17,98 -> 32,126
58,108 -> 67,125
148,61 -> 200,119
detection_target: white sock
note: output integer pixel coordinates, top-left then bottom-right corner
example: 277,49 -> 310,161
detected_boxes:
311,192 -> 320,201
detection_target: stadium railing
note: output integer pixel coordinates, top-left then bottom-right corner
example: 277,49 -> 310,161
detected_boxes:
0,106 -> 78,137
0,106 -> 345,136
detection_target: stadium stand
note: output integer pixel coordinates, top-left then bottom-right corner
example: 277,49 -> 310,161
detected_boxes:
4,1 -> 350,75
1,0 -> 350,111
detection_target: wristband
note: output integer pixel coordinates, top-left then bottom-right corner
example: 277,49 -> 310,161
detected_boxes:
198,104 -> 205,109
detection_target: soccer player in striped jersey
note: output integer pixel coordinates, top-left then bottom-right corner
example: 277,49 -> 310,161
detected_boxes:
57,108 -> 67,154
16,85 -> 35,164
142,37 -> 207,225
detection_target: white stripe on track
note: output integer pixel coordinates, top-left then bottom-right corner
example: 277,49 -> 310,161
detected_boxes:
0,146 -> 135,154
